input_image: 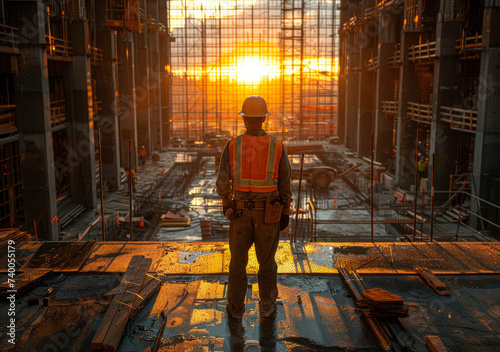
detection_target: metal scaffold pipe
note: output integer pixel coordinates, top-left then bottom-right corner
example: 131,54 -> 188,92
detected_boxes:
99,128 -> 105,241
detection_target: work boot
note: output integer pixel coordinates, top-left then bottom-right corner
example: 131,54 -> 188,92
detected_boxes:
259,301 -> 277,319
226,304 -> 244,319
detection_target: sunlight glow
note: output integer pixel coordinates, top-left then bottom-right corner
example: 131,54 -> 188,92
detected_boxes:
236,57 -> 280,84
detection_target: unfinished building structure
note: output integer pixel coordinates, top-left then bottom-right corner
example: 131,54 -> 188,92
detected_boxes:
338,0 -> 500,237
0,0 -> 171,240
169,0 -> 339,140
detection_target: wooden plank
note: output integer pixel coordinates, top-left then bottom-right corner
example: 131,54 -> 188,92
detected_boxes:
130,275 -> 162,318
102,257 -> 152,352
90,255 -> 143,350
0,269 -> 53,296
426,335 -> 448,352
79,243 -> 126,273
102,274 -> 155,301
20,241 -> 95,272
415,266 -> 450,295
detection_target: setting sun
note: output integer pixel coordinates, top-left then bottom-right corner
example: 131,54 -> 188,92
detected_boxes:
236,57 -> 280,84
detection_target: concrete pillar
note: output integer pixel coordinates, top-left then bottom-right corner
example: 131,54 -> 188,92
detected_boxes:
94,6 -> 121,190
430,20 -> 461,201
160,34 -> 171,148
135,30 -> 152,154
395,31 -> 420,186
472,7 -> 500,235
10,0 -> 58,240
69,20 -> 97,209
117,32 -> 138,169
374,11 -> 397,166
344,29 -> 359,149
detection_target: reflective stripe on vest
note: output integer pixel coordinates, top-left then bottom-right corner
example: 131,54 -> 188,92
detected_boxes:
229,134 -> 282,192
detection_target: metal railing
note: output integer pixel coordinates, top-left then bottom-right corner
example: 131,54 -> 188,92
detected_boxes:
364,6 -> 376,19
440,106 -> 477,132
388,48 -> 402,66
0,105 -> 16,135
365,56 -> 378,71
382,101 -> 398,116
89,46 -> 103,65
456,34 -> 482,51
408,41 -> 436,62
407,102 -> 432,123
50,100 -> 67,126
46,35 -> 73,59
0,23 -> 19,51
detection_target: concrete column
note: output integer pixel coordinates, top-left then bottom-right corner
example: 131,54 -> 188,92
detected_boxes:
95,1 -> 121,190
160,34 -> 171,149
395,31 -> 420,186
69,20 -> 97,209
117,32 -> 138,169
135,31 -> 151,153
10,0 -> 58,240
430,20 -> 461,201
472,7 -> 500,235
374,11 -> 397,166
344,29 -> 360,149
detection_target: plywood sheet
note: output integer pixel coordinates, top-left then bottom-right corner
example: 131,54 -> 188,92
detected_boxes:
20,241 -> 95,272
80,242 -> 164,274
451,243 -> 500,273
0,241 -> 42,273
393,243 -> 459,274
156,243 -> 227,274
438,243 -> 494,273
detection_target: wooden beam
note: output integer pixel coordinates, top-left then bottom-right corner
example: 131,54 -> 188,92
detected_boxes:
102,257 -> 152,352
415,266 -> 450,295
91,255 -> 144,350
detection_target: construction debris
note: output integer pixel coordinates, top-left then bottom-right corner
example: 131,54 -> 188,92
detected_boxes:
0,228 -> 30,251
161,211 -> 191,227
339,267 -> 413,351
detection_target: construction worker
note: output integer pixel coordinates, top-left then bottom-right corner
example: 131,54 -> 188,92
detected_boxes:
126,166 -> 137,194
418,156 -> 428,180
216,95 -> 292,319
138,145 -> 147,166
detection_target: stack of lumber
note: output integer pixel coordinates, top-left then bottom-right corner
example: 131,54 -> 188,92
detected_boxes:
0,229 -> 30,251
57,197 -> 85,229
102,273 -> 161,318
161,211 -> 191,227
358,287 -> 408,318
91,255 -> 152,351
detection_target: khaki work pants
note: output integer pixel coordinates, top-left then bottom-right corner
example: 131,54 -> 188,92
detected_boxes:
227,208 -> 280,318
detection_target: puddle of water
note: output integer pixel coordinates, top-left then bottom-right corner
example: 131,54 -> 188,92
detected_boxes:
333,246 -> 369,255
178,251 -> 215,263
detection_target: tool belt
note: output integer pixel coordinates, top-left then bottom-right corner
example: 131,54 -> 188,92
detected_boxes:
234,199 -> 266,210
264,196 -> 284,224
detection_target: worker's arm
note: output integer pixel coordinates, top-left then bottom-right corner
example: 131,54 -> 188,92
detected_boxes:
216,141 -> 232,207
278,144 -> 293,215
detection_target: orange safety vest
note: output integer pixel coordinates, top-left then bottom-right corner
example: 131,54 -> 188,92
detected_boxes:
139,148 -> 147,157
229,134 -> 282,193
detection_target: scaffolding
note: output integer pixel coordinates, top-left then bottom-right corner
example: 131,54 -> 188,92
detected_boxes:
169,0 -> 339,141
